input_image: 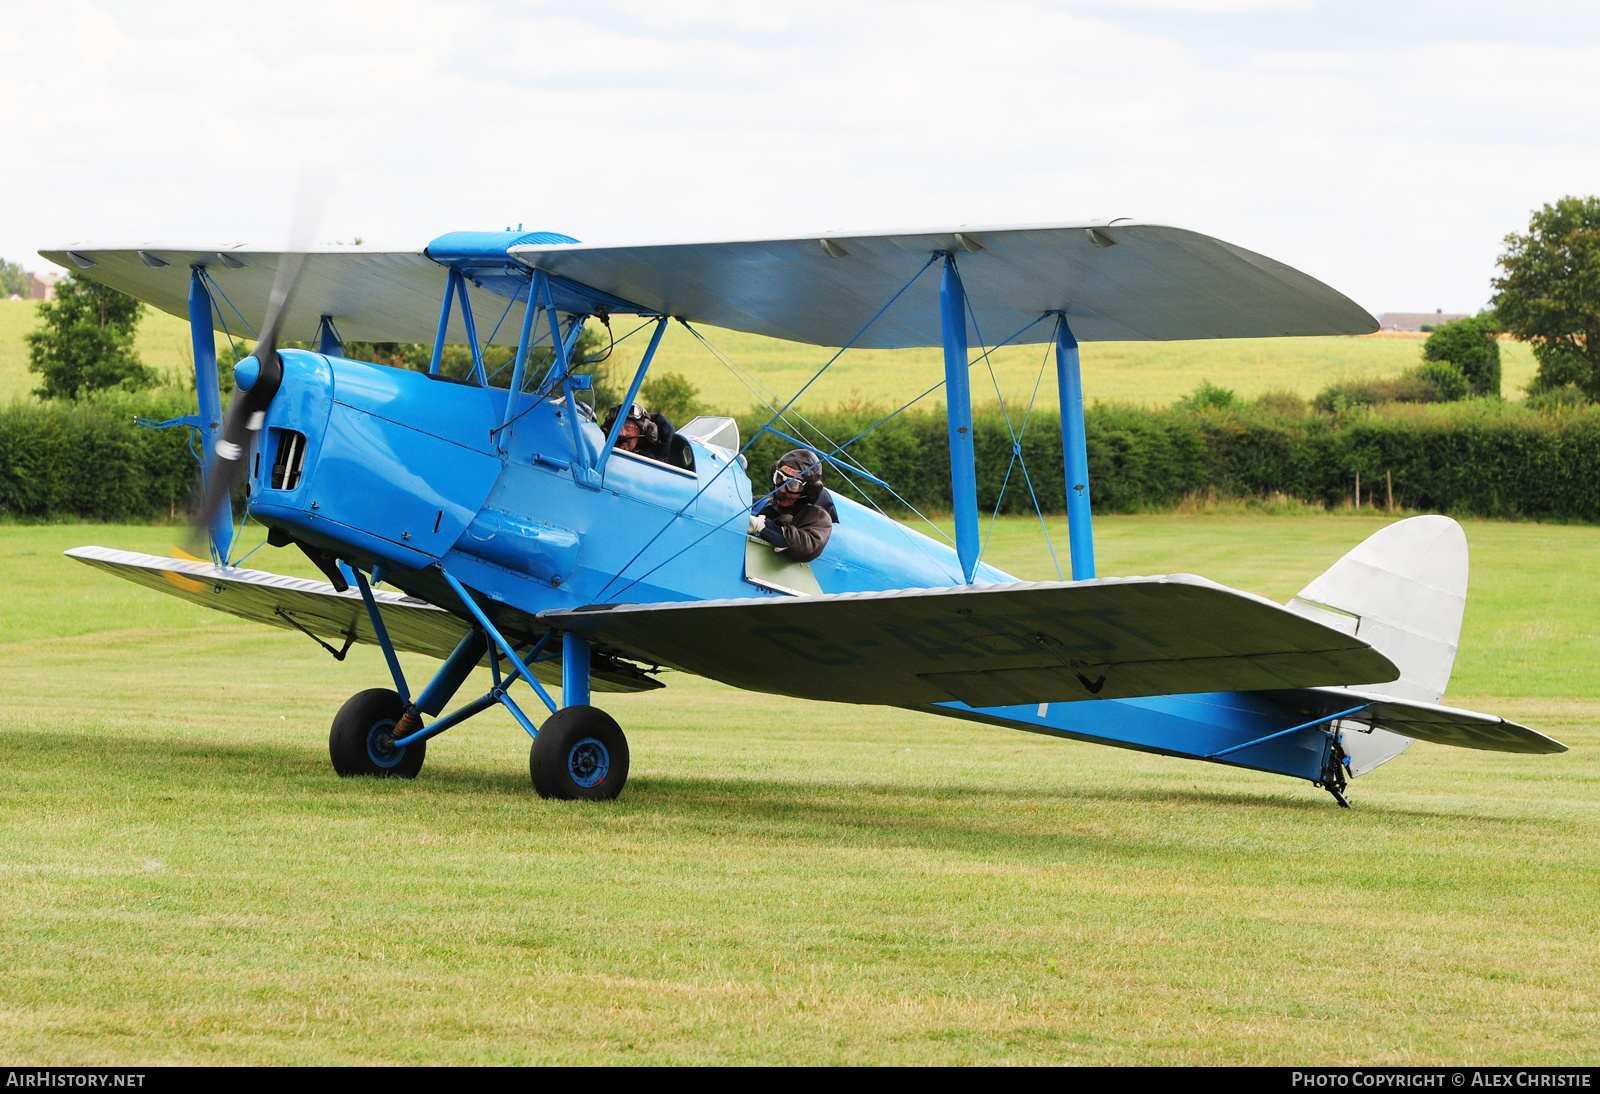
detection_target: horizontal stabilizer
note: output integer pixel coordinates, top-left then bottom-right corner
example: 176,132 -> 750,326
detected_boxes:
65,546 -> 660,693
544,575 -> 1399,707
1268,686 -> 1567,761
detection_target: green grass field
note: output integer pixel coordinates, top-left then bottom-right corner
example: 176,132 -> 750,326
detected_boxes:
1,514 -> 1595,1064
1,297 -> 1539,411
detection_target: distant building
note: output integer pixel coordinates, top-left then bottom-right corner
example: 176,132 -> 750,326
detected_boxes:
1379,308 -> 1468,332
28,271 -> 60,301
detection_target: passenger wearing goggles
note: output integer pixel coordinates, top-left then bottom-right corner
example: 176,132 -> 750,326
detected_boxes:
747,448 -> 836,563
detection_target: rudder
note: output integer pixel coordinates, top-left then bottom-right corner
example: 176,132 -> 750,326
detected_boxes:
1285,515 -> 1467,704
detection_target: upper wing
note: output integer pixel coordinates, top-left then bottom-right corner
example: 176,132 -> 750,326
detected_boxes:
35,246 -> 495,347
45,220 -> 1375,352
510,221 -> 1378,348
542,575 -> 1398,707
65,546 -> 661,693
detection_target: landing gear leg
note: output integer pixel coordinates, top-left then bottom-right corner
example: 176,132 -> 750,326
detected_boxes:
528,632 -> 629,800
1317,737 -> 1352,809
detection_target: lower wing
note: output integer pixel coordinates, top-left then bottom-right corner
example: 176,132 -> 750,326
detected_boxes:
65,546 -> 661,693
544,575 -> 1400,706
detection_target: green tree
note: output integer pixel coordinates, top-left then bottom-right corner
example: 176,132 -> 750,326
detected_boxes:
1409,360 -> 1470,401
639,371 -> 702,424
25,274 -> 153,399
1492,196 -> 1600,400
1174,379 -> 1239,412
1,258 -> 29,299
1422,314 -> 1501,396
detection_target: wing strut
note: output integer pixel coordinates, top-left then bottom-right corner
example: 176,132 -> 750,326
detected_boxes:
942,263 -> 1099,584
316,314 -> 343,356
596,316 -> 669,474
188,267 -> 234,563
1055,315 -> 1095,579
428,267 -> 488,385
498,273 -> 547,447
940,255 -> 981,583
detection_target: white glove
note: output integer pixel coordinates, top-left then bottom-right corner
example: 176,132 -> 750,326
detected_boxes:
747,514 -> 767,536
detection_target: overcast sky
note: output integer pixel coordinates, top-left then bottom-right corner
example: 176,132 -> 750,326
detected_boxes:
4,0 -> 1597,316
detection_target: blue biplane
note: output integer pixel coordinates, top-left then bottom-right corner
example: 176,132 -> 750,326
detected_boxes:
46,221 -> 1565,805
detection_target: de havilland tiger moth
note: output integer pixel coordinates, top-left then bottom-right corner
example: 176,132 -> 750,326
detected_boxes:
45,220 -> 1567,805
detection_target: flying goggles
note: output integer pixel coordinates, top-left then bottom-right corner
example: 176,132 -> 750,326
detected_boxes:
772,467 -> 807,492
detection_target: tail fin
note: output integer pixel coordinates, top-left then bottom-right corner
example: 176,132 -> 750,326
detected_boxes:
1285,515 -> 1467,704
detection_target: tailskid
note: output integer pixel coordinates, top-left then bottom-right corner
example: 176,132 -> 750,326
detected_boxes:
1316,737 -> 1352,809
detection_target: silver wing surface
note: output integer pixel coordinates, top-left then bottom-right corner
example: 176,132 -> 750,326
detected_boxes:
510,221 -> 1378,347
34,247 -> 489,347
65,546 -> 660,693
44,220 -> 1375,352
542,575 -> 1399,707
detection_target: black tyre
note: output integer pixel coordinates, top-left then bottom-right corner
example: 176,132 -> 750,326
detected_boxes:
530,705 -> 629,801
329,688 -> 426,779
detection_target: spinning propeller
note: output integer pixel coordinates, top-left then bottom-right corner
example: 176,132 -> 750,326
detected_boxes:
195,184 -> 326,558
195,252 -> 305,540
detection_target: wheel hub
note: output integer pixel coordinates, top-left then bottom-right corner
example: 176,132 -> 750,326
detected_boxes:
366,719 -> 406,769
567,737 -> 610,788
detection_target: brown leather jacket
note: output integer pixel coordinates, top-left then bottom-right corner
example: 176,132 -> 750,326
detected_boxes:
760,498 -> 833,563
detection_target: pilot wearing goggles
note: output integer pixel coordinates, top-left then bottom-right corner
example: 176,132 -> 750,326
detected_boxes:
602,401 -> 688,466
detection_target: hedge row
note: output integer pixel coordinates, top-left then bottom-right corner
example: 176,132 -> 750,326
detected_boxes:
737,402 -> 1600,522
4,395 -> 1599,522
0,394 -> 200,520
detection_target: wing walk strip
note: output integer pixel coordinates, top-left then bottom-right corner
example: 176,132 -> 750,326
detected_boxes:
544,575 -> 1401,707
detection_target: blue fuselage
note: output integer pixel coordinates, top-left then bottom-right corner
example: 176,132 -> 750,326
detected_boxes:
247,350 -> 1010,610
246,350 -> 1335,786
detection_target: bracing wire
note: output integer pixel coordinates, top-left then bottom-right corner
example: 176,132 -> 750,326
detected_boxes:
477,290 -> 522,382
207,288 -> 245,368
678,320 -> 894,491
592,256 -> 944,603
1016,323 -> 1064,579
683,250 -> 940,483
682,322 -> 963,567
679,307 -> 1063,584
673,326 -> 965,583
957,286 -> 1062,578
680,324 -> 902,495
481,289 -> 518,350
200,269 -> 257,340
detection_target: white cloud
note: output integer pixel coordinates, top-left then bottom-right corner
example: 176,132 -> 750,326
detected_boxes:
2,0 -> 1597,315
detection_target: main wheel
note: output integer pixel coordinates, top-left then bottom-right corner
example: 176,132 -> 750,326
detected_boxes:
329,688 -> 426,779
530,705 -> 629,801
